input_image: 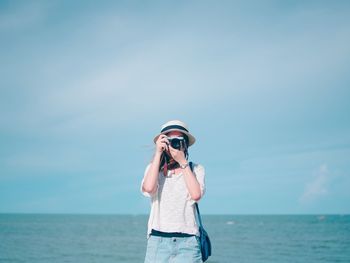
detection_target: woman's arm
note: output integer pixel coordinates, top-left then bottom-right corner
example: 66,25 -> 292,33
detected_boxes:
168,145 -> 202,201
142,152 -> 162,195
142,134 -> 169,195
182,164 -> 202,201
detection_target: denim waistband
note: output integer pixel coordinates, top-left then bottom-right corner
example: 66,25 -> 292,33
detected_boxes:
150,229 -> 195,238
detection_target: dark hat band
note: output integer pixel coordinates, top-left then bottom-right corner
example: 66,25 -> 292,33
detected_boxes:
161,125 -> 189,133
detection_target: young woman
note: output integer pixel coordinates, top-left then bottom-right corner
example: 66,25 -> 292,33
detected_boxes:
140,120 -> 206,263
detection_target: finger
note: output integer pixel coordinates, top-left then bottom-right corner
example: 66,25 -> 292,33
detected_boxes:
157,134 -> 166,142
169,144 -> 178,152
160,138 -> 169,144
166,144 -> 170,152
157,141 -> 167,148
161,134 -> 169,140
160,142 -> 168,149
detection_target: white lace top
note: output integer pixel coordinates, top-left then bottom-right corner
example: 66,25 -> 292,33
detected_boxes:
140,162 -> 206,239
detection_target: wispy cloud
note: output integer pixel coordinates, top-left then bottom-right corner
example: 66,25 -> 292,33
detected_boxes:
299,164 -> 332,204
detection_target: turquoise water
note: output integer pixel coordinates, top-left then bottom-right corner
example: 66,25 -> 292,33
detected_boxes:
0,214 -> 349,263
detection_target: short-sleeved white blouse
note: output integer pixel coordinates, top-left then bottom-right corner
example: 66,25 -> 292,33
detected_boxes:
140,162 -> 206,239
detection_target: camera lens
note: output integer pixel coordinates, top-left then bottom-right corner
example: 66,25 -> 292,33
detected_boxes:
170,138 -> 182,149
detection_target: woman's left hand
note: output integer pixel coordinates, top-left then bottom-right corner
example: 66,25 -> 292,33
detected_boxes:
168,145 -> 186,164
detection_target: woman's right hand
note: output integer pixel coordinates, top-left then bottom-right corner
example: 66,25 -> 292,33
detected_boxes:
156,134 -> 169,153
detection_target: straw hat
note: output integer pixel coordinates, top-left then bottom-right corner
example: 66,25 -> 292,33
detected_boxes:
153,120 -> 196,146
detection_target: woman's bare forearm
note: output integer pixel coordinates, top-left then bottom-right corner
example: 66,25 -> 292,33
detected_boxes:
182,165 -> 201,201
142,152 -> 162,194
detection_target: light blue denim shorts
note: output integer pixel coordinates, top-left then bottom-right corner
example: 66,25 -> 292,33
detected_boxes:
144,235 -> 202,263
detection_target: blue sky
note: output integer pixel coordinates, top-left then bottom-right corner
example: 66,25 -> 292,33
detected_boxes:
0,0 -> 349,215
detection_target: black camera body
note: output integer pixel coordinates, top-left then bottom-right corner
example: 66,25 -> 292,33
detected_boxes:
166,136 -> 186,150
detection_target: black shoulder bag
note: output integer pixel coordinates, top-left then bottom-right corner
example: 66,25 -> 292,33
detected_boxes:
189,162 -> 212,262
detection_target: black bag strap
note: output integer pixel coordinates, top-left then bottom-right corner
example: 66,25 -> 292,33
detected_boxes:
189,161 -> 203,228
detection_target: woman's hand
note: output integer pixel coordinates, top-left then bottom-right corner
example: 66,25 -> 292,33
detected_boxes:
168,144 -> 186,164
155,134 -> 169,154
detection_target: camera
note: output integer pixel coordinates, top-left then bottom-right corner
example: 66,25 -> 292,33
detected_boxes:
166,136 -> 186,150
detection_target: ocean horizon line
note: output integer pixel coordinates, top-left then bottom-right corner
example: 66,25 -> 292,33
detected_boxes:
1,212 -> 349,216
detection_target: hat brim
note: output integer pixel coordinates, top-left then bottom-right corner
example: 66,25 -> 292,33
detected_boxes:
153,129 -> 196,147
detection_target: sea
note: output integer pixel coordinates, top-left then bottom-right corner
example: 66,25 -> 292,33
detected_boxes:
0,214 -> 349,263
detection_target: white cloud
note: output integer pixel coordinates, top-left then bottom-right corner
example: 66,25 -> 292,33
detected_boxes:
299,164 -> 331,204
